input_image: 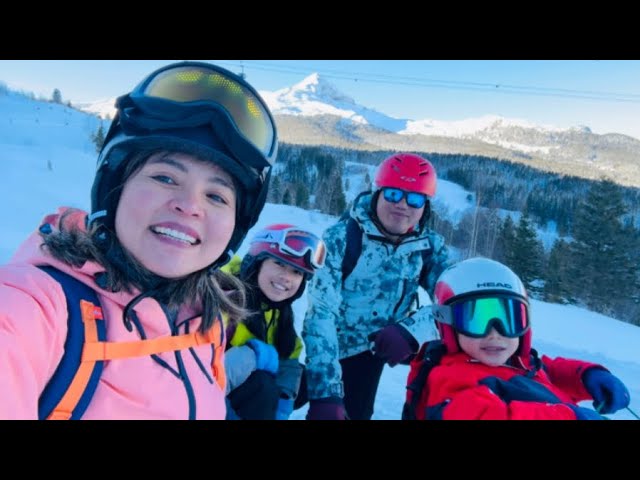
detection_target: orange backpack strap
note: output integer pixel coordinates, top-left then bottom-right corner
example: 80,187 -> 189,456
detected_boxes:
211,319 -> 226,392
82,316 -> 226,390
46,300 -> 105,420
38,267 -> 107,420
83,328 -> 219,360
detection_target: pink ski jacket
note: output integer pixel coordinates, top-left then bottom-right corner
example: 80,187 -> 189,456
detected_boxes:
0,208 -> 226,420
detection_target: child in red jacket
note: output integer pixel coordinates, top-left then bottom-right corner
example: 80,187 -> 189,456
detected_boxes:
412,257 -> 630,420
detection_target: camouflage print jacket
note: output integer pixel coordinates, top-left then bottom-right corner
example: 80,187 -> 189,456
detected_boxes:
302,192 -> 452,400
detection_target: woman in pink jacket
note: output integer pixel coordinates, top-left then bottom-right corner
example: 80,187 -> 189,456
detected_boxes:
0,61 -> 278,419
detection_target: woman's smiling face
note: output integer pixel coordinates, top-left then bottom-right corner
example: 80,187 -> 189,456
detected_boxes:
115,152 -> 236,278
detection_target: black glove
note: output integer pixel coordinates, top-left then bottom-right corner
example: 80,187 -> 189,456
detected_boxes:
369,324 -> 419,367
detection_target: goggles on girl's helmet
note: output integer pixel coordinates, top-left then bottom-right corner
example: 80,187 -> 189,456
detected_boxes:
251,227 -> 327,271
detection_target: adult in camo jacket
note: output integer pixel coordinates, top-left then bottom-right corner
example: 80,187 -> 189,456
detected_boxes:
302,153 -> 452,420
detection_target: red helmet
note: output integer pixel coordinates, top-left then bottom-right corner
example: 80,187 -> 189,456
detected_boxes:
245,224 -> 326,276
374,153 -> 437,197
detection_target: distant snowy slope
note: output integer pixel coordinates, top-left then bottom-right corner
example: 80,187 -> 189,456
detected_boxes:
75,98 -> 117,120
0,91 -> 100,263
0,91 -> 101,149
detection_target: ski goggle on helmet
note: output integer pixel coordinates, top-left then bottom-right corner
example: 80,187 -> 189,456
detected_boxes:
250,225 -> 327,273
433,258 -> 531,339
116,62 -> 277,171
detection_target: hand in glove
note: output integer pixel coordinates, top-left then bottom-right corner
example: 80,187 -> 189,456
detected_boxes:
567,404 -> 605,420
306,398 -> 347,420
582,368 -> 630,414
247,339 -> 279,376
369,324 -> 419,367
275,397 -> 294,421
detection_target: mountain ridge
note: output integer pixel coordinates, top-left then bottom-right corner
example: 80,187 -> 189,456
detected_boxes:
75,73 -> 640,187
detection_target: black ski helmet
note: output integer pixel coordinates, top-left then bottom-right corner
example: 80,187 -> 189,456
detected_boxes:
89,61 -> 277,268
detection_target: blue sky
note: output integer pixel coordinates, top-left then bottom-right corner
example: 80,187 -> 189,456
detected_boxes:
1,60 -> 640,139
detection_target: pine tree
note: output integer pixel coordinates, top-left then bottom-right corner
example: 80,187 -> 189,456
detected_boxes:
569,179 -> 636,315
91,123 -> 106,153
543,239 -> 571,303
330,183 -> 347,215
52,88 -> 62,104
508,213 -> 544,294
269,176 -> 282,204
282,189 -> 292,205
495,215 -> 516,264
294,182 -> 310,209
314,152 -> 346,215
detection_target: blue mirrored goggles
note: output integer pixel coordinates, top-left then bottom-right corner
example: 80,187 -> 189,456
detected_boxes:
123,63 -> 277,167
382,187 -> 428,209
433,295 -> 530,338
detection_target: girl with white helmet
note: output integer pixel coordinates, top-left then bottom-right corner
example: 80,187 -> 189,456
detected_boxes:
407,257 -> 630,420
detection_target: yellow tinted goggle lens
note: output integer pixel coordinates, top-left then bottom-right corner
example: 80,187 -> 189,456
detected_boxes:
143,67 -> 274,157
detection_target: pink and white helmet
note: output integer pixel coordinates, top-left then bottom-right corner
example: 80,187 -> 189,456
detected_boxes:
244,224 -> 326,277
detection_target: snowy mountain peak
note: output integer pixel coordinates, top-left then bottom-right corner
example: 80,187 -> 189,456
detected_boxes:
287,73 -> 355,105
260,73 -> 407,132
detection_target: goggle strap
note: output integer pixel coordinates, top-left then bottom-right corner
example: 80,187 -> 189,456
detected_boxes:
87,210 -> 108,226
432,304 -> 454,325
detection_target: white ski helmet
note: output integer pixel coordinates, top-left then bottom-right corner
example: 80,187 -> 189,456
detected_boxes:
433,257 -> 533,365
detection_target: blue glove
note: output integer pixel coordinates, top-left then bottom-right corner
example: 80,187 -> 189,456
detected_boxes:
567,404 -> 605,420
275,398 -> 294,420
582,368 -> 630,414
247,339 -> 279,376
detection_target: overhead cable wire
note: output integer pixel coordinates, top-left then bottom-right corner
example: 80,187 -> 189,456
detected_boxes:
216,60 -> 640,104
